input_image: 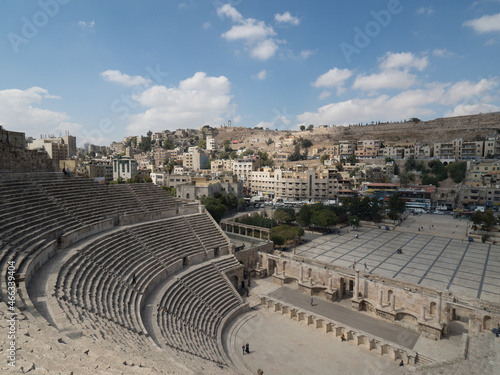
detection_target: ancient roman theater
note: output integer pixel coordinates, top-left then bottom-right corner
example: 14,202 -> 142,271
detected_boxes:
1,173 -> 499,374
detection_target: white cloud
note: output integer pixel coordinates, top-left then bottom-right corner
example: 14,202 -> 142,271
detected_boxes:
297,77 -> 499,126
202,21 -> 212,30
446,103 -> 500,117
432,48 -> 455,58
353,70 -> 417,91
274,11 -> 300,25
127,72 -> 235,134
318,90 -> 332,100
312,68 -> 353,95
217,4 -> 243,23
300,49 -> 315,59
417,7 -> 434,15
222,19 -> 276,41
101,70 -> 151,87
250,39 -> 278,60
217,5 -> 279,60
253,70 -> 267,80
464,13 -> 500,33
0,87 -> 81,138
77,20 -> 95,32
379,52 -> 429,71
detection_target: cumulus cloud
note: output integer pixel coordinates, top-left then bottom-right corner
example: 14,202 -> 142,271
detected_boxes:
318,90 -> 332,100
0,87 -> 82,138
297,77 -> 499,126
353,70 -> 417,91
464,13 -> 500,33
217,4 -> 279,60
379,52 -> 428,71
274,11 -> 300,25
202,21 -> 212,30
101,70 -> 151,87
217,3 -> 243,22
312,68 -> 353,95
446,103 -> 500,117
127,72 -> 236,134
77,20 -> 95,32
432,48 -> 455,58
300,49 -> 315,59
253,70 -> 267,80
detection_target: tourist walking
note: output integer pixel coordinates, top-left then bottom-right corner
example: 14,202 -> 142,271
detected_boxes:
245,343 -> 249,354
242,344 -> 245,355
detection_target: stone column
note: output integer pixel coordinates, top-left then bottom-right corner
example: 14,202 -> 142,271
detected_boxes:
436,291 -> 442,324
259,230 -> 262,239
309,277 -> 313,287
378,289 -> 383,308
420,306 -> 426,322
328,278 -> 333,292
354,270 -> 360,301
391,294 -> 396,312
299,266 -> 303,282
274,267 -> 277,275
229,243 -> 235,255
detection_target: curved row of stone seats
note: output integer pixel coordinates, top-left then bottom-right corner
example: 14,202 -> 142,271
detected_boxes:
156,257 -> 243,366
185,213 -> 228,251
127,183 -> 183,211
127,217 -> 207,264
33,177 -> 144,223
55,229 -> 161,333
0,179 -> 84,303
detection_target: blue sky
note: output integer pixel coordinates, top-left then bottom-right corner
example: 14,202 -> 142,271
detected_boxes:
1,0 -> 500,146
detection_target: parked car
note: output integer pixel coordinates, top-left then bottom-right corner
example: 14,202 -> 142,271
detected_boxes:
434,210 -> 445,215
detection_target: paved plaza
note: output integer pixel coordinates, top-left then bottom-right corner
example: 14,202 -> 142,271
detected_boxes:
295,214 -> 500,304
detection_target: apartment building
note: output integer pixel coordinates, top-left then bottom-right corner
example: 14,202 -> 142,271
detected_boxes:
247,167 -> 343,201
233,157 -> 260,182
355,139 -> 381,158
112,156 -> 138,180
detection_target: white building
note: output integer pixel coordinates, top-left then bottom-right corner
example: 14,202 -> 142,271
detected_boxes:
112,157 -> 138,180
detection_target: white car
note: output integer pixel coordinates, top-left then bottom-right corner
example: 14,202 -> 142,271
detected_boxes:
434,210 -> 445,215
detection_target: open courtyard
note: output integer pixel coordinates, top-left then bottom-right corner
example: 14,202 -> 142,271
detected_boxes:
295,214 -> 500,304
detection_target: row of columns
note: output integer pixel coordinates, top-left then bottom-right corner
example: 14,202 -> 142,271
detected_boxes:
222,222 -> 271,240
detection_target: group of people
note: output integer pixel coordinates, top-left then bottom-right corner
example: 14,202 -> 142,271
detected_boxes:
242,343 -> 250,355
396,248 -> 403,254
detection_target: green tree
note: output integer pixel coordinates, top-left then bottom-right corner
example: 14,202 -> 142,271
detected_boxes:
387,192 -> 406,220
200,196 -> 227,223
307,124 -> 314,131
297,204 -> 313,227
399,172 -> 415,186
311,209 -> 338,228
320,154 -> 330,164
482,209 -> 496,232
404,156 -> 416,171
348,215 -> 360,227
273,207 -> 296,224
198,139 -> 206,149
301,139 -> 313,149
345,154 -> 358,164
300,125 -> 306,131
447,162 -> 467,183
163,138 -> 175,150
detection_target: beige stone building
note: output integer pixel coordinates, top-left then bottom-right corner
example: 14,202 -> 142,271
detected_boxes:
247,167 -> 342,201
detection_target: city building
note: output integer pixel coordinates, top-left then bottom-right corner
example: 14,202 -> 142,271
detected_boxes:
112,156 -> 138,180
